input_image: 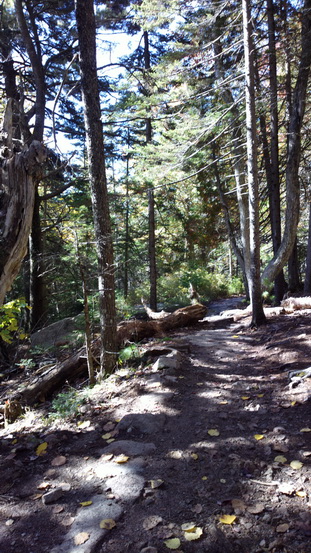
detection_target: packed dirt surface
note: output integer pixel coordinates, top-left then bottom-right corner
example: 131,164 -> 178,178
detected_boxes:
0,298 -> 311,553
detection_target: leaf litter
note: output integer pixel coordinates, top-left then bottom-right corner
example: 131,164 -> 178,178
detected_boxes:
1,302 -> 311,553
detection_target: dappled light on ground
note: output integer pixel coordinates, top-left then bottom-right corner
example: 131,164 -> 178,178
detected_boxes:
0,300 -> 311,552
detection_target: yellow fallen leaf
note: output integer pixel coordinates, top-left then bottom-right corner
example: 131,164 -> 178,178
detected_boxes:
202,476 -> 208,481
300,428 -> 311,432
53,505 -> 64,514
80,501 -> 93,507
219,400 -> 228,404
32,493 -> 43,500
12,439 -> 18,445
51,455 -> 67,467
257,393 -> 264,398
106,438 -> 115,444
208,429 -> 220,436
74,532 -> 89,545
184,527 -> 203,541
296,490 -> 306,497
99,519 -> 116,529
143,515 -> 163,530
102,433 -> 112,440
290,460 -> 303,470
37,482 -> 50,490
62,516 -> 75,527
164,538 -> 181,549
220,478 -> 226,483
78,420 -> 91,428
291,401 -> 296,406
276,523 -> 289,533
149,479 -> 164,489
181,522 -> 196,532
219,514 -> 236,525
232,335 -> 239,338
254,434 -> 264,441
196,382 -> 204,386
274,455 -> 287,464
36,442 -> 48,456
191,453 -> 198,460
101,453 -> 114,461
241,396 -> 250,400
114,454 -> 129,464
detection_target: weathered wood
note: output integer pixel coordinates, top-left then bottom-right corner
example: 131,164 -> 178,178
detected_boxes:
0,137 -> 47,305
281,296 -> 311,312
14,304 -> 207,405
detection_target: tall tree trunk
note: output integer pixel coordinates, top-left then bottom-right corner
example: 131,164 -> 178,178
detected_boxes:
261,0 -> 311,286
304,198 -> 311,294
242,0 -> 266,326
143,30 -> 157,310
29,189 -> 48,330
148,188 -> 157,310
288,239 -> 301,292
124,151 -> 130,299
75,0 -> 117,376
211,143 -> 249,298
212,14 -> 250,296
266,0 -> 287,302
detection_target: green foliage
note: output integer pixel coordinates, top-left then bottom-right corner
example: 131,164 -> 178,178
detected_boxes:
0,298 -> 29,343
17,358 -> 36,369
118,344 -> 140,364
50,389 -> 86,419
157,264 -> 243,305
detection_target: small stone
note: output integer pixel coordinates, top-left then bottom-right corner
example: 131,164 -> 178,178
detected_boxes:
42,488 -> 64,505
5,519 -> 14,526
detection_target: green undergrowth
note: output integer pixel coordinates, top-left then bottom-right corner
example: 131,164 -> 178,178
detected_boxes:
116,268 -> 244,318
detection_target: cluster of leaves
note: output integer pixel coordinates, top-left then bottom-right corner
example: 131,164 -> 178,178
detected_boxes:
50,389 -> 87,419
0,299 -> 29,343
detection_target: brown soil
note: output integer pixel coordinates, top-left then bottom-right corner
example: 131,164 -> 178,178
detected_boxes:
0,300 -> 311,553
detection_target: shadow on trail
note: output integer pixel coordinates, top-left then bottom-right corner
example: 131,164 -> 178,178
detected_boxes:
0,313 -> 311,553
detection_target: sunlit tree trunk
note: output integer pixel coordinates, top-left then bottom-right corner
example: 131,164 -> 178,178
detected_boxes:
242,0 -> 266,326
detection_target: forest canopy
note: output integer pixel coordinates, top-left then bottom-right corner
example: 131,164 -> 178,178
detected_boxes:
1,0 -> 311,356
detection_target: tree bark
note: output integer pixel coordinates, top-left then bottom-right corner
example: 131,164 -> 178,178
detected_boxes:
0,140 -> 47,305
261,0 -> 311,286
29,189 -> 48,329
304,199 -> 311,294
212,13 -> 250,296
143,30 -> 158,311
265,0 -> 287,302
242,0 -> 266,326
75,0 -> 117,376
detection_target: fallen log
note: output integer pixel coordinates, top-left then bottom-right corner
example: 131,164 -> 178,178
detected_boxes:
13,303 -> 207,405
281,296 -> 311,312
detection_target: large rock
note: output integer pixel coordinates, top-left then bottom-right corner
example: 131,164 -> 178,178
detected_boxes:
31,317 -> 76,347
117,413 -> 166,436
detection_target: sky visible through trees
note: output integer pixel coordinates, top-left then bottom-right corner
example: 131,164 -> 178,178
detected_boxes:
1,0 -> 311,343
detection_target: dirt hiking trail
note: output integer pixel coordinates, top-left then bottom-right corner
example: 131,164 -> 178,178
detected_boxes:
0,298 -> 311,553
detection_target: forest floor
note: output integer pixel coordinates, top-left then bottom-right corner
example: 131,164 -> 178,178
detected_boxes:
0,297 -> 311,553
